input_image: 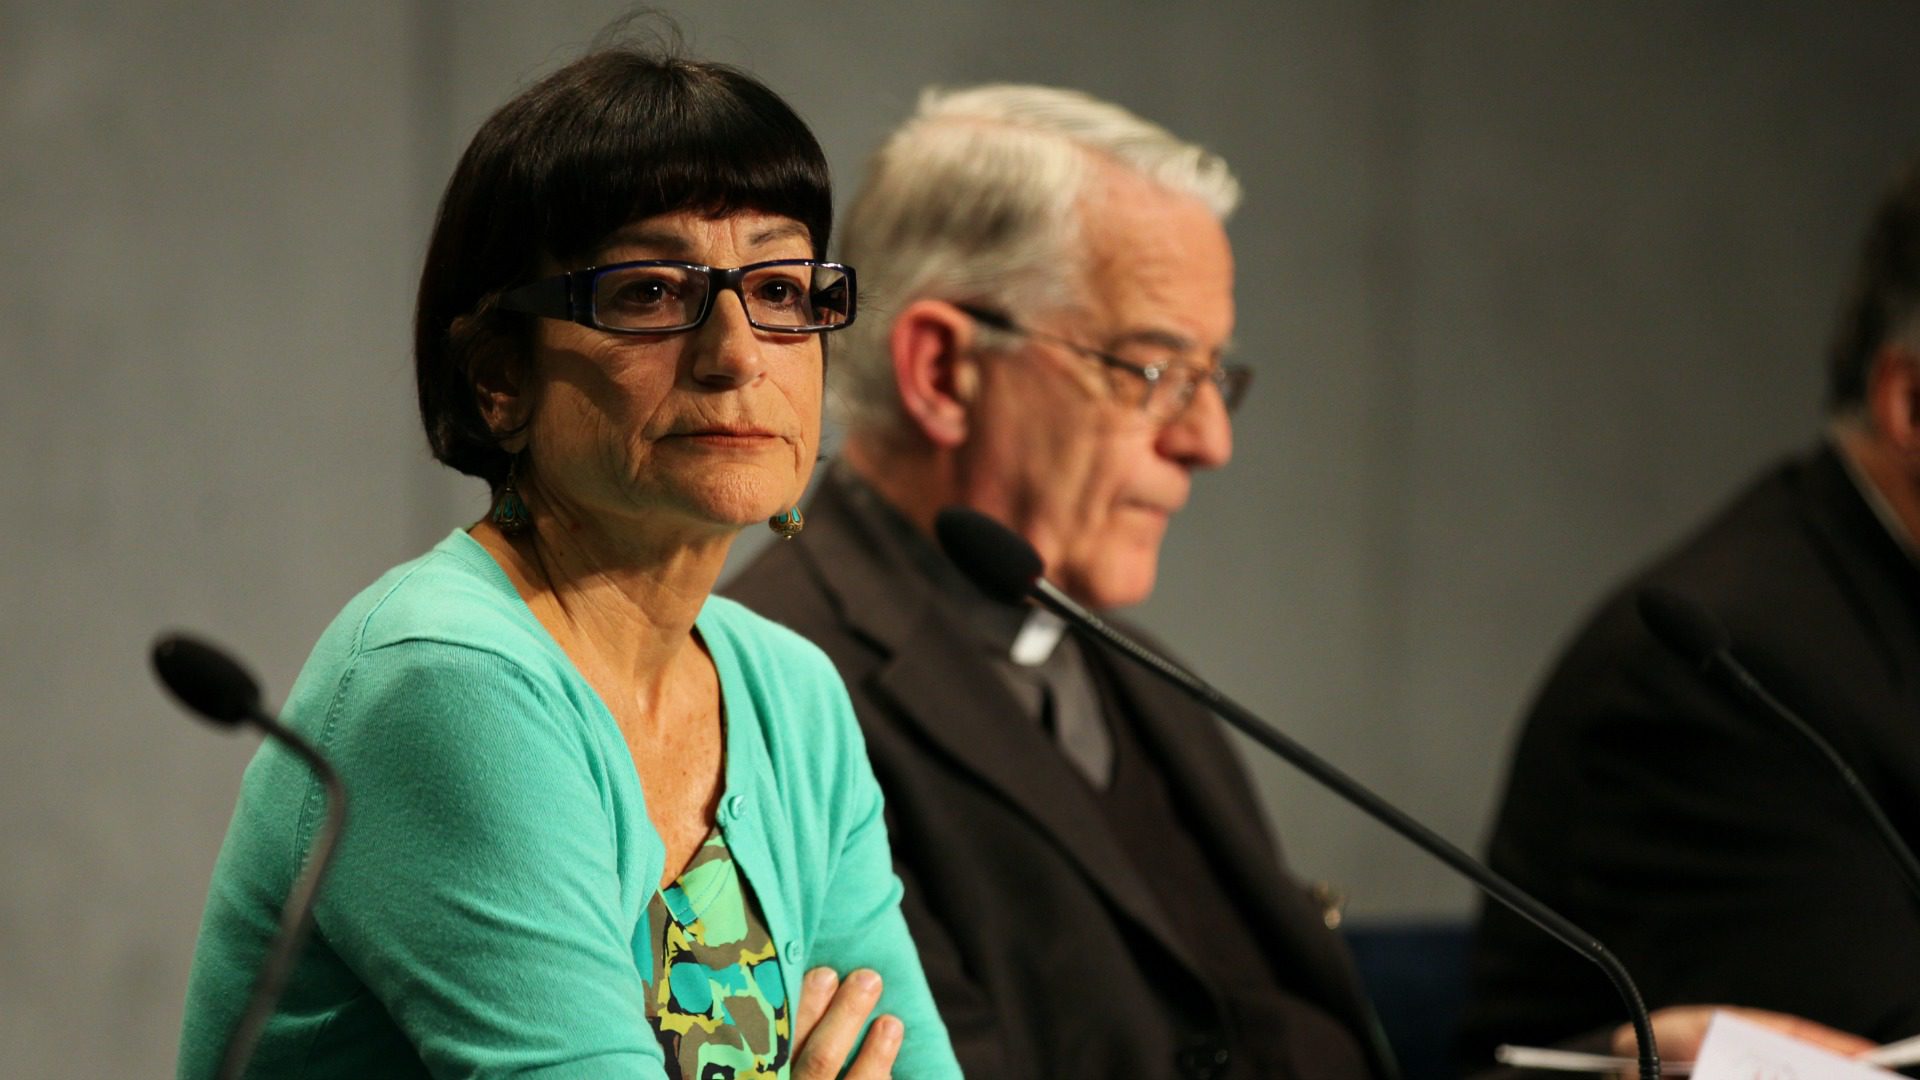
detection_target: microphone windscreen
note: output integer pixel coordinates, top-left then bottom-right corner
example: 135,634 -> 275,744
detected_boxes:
934,507 -> 1042,604
1636,587 -> 1731,668
152,633 -> 263,726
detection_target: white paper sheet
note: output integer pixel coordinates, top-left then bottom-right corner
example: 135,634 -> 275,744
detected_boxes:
1692,1011 -> 1898,1080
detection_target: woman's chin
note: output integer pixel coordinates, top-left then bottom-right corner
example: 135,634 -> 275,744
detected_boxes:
595,463 -> 806,538
669,485 -> 796,534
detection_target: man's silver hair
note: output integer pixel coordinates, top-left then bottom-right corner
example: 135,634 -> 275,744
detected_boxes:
834,83 -> 1241,444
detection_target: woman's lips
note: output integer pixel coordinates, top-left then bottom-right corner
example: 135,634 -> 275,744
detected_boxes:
667,426 -> 782,447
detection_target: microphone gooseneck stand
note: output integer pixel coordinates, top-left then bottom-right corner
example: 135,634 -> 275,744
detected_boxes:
934,507 -> 1662,1080
1637,587 -> 1920,905
152,634 -> 348,1080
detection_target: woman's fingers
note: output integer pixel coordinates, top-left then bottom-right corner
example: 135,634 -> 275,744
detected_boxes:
792,967 -> 839,1052
841,1015 -> 904,1080
793,968 -> 887,1080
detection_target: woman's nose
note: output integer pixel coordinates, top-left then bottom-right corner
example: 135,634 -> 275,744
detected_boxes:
687,289 -> 767,388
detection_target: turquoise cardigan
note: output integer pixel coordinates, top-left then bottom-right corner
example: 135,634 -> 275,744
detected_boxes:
178,530 -> 960,1079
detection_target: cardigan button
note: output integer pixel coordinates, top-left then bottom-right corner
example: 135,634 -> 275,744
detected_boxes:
722,793 -> 747,822
783,939 -> 804,962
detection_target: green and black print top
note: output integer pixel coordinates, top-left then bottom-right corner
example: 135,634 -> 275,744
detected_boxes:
647,830 -> 792,1079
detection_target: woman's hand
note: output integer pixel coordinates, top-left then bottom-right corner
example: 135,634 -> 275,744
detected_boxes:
1612,1006 -> 1876,1065
793,967 -> 903,1079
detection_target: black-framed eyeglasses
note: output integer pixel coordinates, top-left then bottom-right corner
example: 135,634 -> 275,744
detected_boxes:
955,303 -> 1251,421
498,259 -> 857,334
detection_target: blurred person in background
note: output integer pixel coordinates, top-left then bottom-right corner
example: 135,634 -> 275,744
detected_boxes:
1462,157 -> 1920,1063
728,83 -> 1383,1080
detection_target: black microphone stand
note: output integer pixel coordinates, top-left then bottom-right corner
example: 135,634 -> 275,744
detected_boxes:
1028,577 -> 1662,1080
215,706 -> 347,1080
152,634 -> 348,1080
1638,587 -> 1920,905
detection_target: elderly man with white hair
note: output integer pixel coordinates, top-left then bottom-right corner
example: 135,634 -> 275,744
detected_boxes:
727,84 -> 1386,1080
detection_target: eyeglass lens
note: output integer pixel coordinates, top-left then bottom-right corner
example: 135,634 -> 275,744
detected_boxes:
1131,360 -> 1251,420
592,262 -> 852,332
1159,365 -> 1251,417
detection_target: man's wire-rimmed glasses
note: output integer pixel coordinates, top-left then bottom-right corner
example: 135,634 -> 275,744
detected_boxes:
499,259 -> 857,334
954,303 -> 1251,422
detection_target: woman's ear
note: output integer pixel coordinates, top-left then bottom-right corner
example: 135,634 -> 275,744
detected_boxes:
889,299 -> 980,450
461,320 -> 534,452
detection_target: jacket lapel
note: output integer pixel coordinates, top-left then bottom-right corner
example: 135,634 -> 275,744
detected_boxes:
793,475 -> 1198,971
1098,634 -> 1385,1048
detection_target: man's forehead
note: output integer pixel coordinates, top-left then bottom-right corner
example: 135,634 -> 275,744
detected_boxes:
1104,325 -> 1237,361
1081,169 -> 1231,263
1080,223 -> 1235,346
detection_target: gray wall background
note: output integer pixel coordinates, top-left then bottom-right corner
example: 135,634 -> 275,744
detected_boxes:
7,2 -> 1919,1074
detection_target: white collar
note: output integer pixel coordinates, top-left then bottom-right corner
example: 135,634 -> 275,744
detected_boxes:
1009,608 -> 1068,666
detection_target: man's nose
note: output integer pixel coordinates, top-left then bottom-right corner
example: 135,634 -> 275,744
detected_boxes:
1155,381 -> 1233,469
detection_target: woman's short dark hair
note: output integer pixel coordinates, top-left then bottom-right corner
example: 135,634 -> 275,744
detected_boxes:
1828,156 -> 1920,414
415,45 -> 833,488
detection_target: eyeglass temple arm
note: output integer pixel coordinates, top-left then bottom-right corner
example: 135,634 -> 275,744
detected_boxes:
951,302 -> 1013,331
951,301 -> 1159,385
497,274 -> 576,321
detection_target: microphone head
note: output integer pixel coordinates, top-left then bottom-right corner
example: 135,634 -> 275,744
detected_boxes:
1635,587 -> 1731,668
151,633 -> 263,726
934,506 -> 1043,604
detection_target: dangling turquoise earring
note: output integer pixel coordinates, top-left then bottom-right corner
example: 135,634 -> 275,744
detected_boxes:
490,454 -> 532,536
768,506 -> 804,540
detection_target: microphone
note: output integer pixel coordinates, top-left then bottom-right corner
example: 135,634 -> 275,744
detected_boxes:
1636,587 -> 1920,903
152,633 -> 348,1080
934,507 -> 1663,1080
153,635 -> 266,726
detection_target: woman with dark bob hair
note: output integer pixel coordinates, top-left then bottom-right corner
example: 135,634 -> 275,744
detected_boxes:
178,44 -> 960,1080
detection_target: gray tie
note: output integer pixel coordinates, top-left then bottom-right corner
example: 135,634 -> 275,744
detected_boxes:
1009,612 -> 1113,789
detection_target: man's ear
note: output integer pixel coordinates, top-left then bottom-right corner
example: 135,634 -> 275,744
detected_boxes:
1867,344 -> 1920,456
462,322 -> 534,452
890,299 -> 981,449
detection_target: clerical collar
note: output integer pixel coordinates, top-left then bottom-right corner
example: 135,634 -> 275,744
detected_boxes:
1009,609 -> 1068,667
1830,427 -> 1920,567
833,464 -> 1059,662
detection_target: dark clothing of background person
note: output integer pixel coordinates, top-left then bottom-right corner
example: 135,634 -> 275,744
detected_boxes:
1460,444 -> 1920,1066
727,469 -> 1389,1080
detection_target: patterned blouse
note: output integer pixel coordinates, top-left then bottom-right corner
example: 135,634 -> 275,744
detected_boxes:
647,829 -> 793,1079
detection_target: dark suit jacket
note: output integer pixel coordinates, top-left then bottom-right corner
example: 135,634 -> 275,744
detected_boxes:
726,472 -> 1386,1080
1461,445 -> 1920,1062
